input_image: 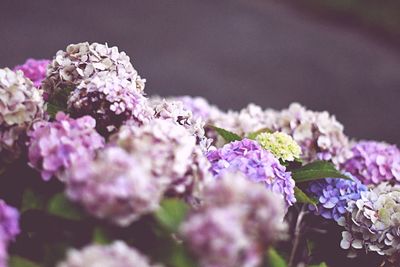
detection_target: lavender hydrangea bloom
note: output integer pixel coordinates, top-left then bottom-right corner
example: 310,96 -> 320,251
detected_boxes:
0,68 -> 45,165
111,118 -> 212,200
0,200 -> 20,267
57,241 -> 161,267
28,112 -> 105,181
308,176 -> 368,222
65,146 -> 164,226
173,95 -> 220,121
13,59 -> 50,88
180,173 -> 287,267
207,139 -> 296,207
67,72 -> 153,134
341,140 -> 400,185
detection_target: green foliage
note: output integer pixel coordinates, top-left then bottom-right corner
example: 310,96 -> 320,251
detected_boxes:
154,198 -> 189,232
266,247 -> 287,267
209,125 -> 241,142
168,245 -> 198,267
46,87 -> 72,118
47,193 -> 85,221
294,186 -> 318,206
21,188 -> 45,213
92,227 -> 110,244
9,256 -> 41,267
292,161 -> 351,183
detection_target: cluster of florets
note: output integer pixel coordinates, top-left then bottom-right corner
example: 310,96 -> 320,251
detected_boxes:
0,200 -> 20,267
151,98 -> 212,151
0,68 -> 45,165
42,42 -> 148,133
207,138 -> 296,207
28,112 -> 105,181
256,131 -> 302,162
308,176 -> 368,222
111,118 -> 212,199
67,72 -> 152,134
180,173 -> 287,267
267,103 -> 349,165
13,59 -> 50,88
42,42 -> 145,97
65,146 -> 164,226
339,183 -> 400,258
341,140 -> 400,185
57,241 -> 161,267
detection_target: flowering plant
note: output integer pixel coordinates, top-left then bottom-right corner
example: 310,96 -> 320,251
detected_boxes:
0,43 -> 398,267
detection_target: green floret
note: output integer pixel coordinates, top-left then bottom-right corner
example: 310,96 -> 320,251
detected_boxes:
256,132 -> 301,162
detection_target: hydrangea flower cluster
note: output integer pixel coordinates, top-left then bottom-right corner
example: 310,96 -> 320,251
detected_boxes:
151,98 -> 212,151
112,118 -> 212,199
172,95 -> 222,121
67,72 -> 152,133
207,139 -> 296,207
42,42 -> 145,97
256,131 -> 302,162
339,183 -> 400,258
341,140 -> 400,185
13,59 -> 50,88
42,42 -> 148,133
28,112 -> 105,181
268,103 -> 349,165
307,176 -> 368,222
65,146 -> 164,226
0,68 -> 45,165
57,241 -> 160,267
0,200 -> 20,267
180,173 -> 287,267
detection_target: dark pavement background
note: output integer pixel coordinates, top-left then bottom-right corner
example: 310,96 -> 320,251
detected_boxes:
0,0 -> 399,144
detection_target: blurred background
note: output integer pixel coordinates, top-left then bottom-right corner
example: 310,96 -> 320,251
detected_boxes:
1,0 -> 399,144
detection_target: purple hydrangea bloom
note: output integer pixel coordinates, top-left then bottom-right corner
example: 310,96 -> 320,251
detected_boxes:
65,146 -> 165,226
0,200 -> 20,267
341,141 -> 400,185
180,173 -> 287,267
28,112 -> 105,181
13,59 -> 50,88
308,176 -> 368,222
207,139 -> 296,206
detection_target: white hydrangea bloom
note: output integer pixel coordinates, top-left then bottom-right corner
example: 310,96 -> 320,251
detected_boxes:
42,42 -> 145,97
0,68 -> 45,163
339,183 -> 400,258
57,241 -> 161,267
269,103 -> 349,165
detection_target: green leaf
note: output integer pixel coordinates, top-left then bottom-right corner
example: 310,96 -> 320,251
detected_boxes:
47,193 -> 84,221
292,161 -> 352,183
154,198 -> 189,232
46,103 -> 63,118
169,245 -> 198,267
247,127 -> 273,140
92,227 -> 110,244
266,247 -> 287,267
308,262 -> 328,267
209,125 -> 241,142
46,87 -> 72,118
21,188 -> 45,213
294,187 -> 318,206
9,256 -> 41,267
